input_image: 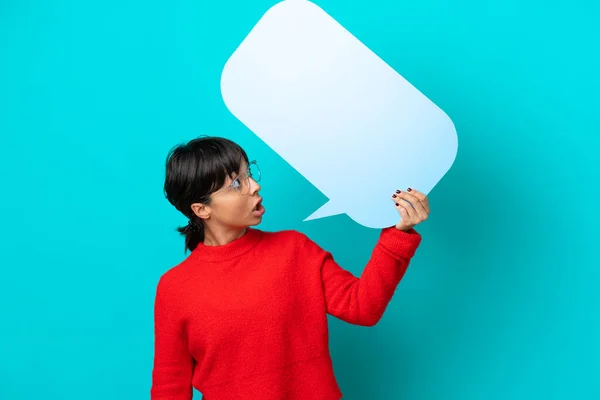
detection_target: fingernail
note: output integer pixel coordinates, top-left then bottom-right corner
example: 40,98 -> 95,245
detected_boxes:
396,190 -> 400,193
395,203 -> 399,206
407,188 -> 412,192
392,194 -> 396,198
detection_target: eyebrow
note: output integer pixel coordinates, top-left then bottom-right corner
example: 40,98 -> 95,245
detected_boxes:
230,169 -> 246,181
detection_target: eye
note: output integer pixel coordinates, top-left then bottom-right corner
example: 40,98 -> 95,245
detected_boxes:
231,177 -> 241,188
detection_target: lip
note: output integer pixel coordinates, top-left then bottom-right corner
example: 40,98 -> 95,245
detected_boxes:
253,197 -> 263,210
252,197 -> 265,217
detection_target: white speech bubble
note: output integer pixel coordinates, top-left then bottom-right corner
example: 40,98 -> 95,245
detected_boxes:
221,0 -> 458,229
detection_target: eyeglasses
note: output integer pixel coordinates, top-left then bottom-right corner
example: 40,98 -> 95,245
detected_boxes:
225,160 -> 261,195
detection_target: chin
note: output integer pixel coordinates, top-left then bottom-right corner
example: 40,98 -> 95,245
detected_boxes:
250,217 -> 263,225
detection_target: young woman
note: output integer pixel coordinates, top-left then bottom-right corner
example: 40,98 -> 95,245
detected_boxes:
151,136 -> 430,400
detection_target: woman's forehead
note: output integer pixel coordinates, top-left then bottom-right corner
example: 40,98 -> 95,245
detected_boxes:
227,160 -> 247,179
237,160 -> 249,174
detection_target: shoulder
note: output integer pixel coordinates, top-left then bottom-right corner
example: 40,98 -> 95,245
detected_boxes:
154,260 -> 190,298
257,228 -> 307,245
257,229 -> 330,269
256,228 -> 323,256
262,228 -> 329,255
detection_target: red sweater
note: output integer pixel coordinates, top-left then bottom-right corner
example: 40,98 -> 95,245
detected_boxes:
151,226 -> 422,400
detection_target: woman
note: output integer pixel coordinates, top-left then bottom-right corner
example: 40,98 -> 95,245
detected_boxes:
151,136 -> 429,400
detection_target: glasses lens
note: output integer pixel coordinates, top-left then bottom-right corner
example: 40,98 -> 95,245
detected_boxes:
241,175 -> 249,194
249,161 -> 261,182
236,161 -> 260,195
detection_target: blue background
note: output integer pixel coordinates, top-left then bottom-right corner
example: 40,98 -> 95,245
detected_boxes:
1,0 -> 598,399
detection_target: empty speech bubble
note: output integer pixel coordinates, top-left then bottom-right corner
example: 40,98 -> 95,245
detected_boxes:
221,0 -> 458,229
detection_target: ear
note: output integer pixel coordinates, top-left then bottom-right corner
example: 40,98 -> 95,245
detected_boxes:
190,202 -> 211,220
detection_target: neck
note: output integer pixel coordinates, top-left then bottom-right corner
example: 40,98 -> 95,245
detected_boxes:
192,226 -> 263,262
203,226 -> 248,246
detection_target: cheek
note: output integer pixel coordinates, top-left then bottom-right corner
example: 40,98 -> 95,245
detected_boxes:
216,197 -> 250,222
233,199 -> 249,217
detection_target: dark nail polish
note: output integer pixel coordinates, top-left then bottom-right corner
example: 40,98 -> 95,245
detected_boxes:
395,203 -> 399,206
407,188 -> 412,192
392,194 -> 396,198
396,190 -> 400,193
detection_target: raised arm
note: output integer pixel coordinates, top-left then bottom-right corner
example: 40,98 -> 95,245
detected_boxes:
301,226 -> 422,326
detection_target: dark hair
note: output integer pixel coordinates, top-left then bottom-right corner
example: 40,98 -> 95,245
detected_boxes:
163,135 -> 249,253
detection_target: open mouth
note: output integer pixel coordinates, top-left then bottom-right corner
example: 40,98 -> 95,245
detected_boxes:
253,199 -> 262,211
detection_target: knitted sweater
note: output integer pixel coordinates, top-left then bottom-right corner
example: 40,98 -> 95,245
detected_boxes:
151,226 -> 422,400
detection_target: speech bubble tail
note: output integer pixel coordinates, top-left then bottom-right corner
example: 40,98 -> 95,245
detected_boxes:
303,200 -> 343,222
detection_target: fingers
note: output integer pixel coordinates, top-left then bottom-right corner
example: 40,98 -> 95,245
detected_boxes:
406,188 -> 430,214
391,190 -> 417,220
397,201 -> 410,223
403,192 -> 428,220
391,188 -> 430,225
393,190 -> 428,220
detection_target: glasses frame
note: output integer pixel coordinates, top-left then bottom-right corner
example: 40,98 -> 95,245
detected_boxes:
224,160 -> 261,194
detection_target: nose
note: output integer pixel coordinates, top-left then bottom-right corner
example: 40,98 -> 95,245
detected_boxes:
248,177 -> 261,194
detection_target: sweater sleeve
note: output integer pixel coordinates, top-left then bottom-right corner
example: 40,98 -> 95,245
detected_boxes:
150,275 -> 194,400
301,226 -> 422,327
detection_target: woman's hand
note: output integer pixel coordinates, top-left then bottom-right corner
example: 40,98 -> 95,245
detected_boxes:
391,188 -> 430,231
